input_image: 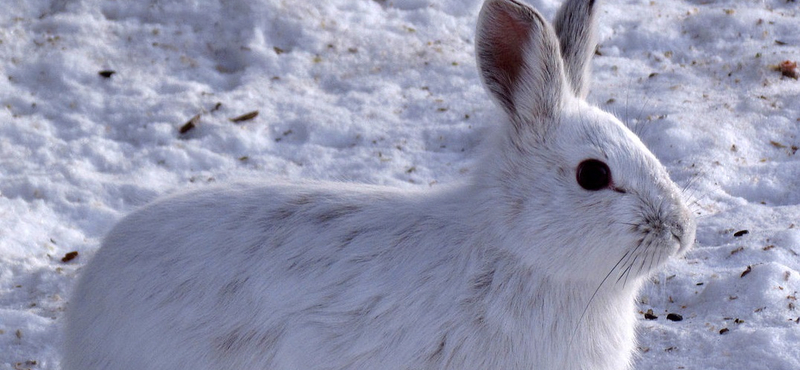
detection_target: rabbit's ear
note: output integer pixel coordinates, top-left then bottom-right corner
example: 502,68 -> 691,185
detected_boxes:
476,0 -> 567,129
553,0 -> 598,98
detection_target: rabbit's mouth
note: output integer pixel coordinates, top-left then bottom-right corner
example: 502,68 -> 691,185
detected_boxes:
674,217 -> 697,256
654,200 -> 697,258
612,219 -> 690,284
625,189 -> 696,273
654,220 -> 691,256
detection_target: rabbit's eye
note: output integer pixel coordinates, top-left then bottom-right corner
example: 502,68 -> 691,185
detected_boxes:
576,159 -> 611,191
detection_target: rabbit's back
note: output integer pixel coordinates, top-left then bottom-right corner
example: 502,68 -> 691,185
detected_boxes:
63,182 -> 485,370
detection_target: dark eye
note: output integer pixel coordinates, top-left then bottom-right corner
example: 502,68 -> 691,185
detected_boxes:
576,159 -> 611,191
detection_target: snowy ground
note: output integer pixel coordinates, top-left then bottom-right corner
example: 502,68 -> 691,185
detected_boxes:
1,0 -> 799,369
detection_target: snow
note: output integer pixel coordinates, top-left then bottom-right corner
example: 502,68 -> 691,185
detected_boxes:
1,0 -> 798,368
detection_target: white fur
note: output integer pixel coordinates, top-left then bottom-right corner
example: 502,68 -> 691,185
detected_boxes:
63,0 -> 696,369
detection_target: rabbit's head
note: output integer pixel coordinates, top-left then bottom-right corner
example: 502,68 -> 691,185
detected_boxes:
475,0 -> 695,285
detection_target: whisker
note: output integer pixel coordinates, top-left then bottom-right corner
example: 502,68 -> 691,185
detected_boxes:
647,241 -> 661,273
679,170 -> 706,204
658,241 -> 668,265
635,94 -> 653,124
569,249 -> 631,348
616,238 -> 644,278
683,181 -> 714,220
681,170 -> 703,194
617,255 -> 637,288
638,240 -> 653,275
627,94 -> 654,138
618,235 -> 651,288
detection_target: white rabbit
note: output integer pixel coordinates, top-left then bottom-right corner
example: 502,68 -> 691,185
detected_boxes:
63,0 -> 696,369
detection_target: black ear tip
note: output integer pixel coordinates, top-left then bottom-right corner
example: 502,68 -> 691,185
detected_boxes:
584,0 -> 597,13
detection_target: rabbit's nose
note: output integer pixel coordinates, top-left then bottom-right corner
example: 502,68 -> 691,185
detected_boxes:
669,223 -> 689,250
669,224 -> 682,242
667,210 -> 696,254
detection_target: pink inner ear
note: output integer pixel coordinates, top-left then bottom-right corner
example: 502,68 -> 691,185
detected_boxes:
478,0 -> 537,115
485,3 -> 532,91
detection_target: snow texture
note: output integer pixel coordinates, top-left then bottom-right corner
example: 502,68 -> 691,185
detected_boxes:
1,0 -> 798,369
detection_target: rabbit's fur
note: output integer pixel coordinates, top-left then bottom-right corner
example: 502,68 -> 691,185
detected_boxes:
63,0 -> 696,369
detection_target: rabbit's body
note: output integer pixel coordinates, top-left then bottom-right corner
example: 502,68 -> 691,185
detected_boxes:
64,0 -> 696,369
65,181 -> 639,370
